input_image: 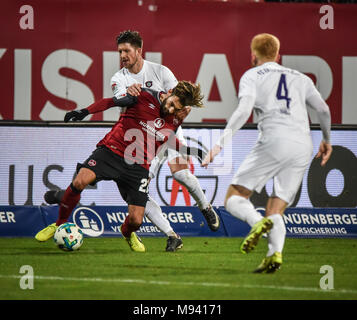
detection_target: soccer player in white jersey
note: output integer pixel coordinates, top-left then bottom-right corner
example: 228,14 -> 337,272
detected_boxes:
112,31 -> 220,246
202,33 -> 332,273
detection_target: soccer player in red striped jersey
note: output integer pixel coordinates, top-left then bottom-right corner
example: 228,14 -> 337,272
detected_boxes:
115,31 -> 220,238
35,81 -> 206,252
42,31 -> 221,252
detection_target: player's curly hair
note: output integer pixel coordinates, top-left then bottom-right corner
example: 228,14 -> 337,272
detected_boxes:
172,81 -> 205,108
116,30 -> 143,48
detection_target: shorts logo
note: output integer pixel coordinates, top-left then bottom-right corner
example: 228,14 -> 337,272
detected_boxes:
145,81 -> 153,88
88,159 -> 96,167
154,118 -> 165,129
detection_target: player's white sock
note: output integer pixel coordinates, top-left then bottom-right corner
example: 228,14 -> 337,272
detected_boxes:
267,213 -> 286,257
225,195 -> 263,227
173,169 -> 209,211
145,196 -> 176,237
149,155 -> 161,179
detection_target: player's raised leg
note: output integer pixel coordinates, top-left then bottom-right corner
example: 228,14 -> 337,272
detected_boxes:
224,184 -> 272,254
43,187 -> 181,251
35,168 -> 95,241
149,148 -> 220,232
169,159 -> 220,232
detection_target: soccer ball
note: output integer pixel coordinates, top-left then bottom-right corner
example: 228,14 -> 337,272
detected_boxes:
54,222 -> 84,251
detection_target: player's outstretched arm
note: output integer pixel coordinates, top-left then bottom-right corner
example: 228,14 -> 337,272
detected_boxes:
64,95 -> 138,122
64,98 -> 117,122
201,145 -> 222,168
306,93 -> 332,166
202,95 -> 254,168
164,132 -> 207,164
112,94 -> 138,107
307,93 -> 331,144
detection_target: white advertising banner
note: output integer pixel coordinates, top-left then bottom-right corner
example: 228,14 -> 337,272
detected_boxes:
1,125 -> 356,208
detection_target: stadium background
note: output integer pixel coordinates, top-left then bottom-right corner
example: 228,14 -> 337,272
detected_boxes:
1,0 -> 357,303
0,0 -> 357,238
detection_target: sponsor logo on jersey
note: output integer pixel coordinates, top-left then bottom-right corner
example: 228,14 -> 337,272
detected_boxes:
154,118 -> 165,129
139,120 -> 166,141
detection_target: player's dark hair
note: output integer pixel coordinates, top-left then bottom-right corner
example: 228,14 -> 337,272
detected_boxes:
116,30 -> 143,48
172,81 -> 205,108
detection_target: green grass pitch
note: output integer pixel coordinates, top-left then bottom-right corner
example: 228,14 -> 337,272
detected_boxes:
0,237 -> 356,300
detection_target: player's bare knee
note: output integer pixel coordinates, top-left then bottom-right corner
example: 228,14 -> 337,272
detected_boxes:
224,184 -> 252,206
127,214 -> 142,229
72,168 -> 96,191
265,197 -> 288,216
72,179 -> 86,192
233,185 -> 252,197
72,173 -> 91,191
127,206 -> 145,228
169,160 -> 189,173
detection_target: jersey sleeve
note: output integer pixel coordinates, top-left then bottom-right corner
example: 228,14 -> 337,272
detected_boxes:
215,95 -> 255,148
110,73 -> 128,99
305,76 -> 321,100
85,95 -> 137,114
238,70 -> 257,99
306,93 -> 331,143
112,94 -> 137,108
161,65 -> 178,91
86,98 -> 117,114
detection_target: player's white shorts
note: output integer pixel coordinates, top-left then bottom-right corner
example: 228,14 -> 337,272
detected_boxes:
232,136 -> 313,206
149,126 -> 187,178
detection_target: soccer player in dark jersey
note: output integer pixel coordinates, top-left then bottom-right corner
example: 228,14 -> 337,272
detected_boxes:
35,81 -> 206,252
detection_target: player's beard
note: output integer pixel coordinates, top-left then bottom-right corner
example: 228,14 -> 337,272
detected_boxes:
123,55 -> 139,71
160,97 -> 170,117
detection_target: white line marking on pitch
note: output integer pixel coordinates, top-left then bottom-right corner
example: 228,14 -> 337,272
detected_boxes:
1,274 -> 356,295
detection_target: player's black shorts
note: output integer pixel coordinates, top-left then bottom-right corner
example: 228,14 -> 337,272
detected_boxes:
77,146 -> 149,207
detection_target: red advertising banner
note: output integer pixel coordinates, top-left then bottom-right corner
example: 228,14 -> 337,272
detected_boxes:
0,0 -> 356,123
